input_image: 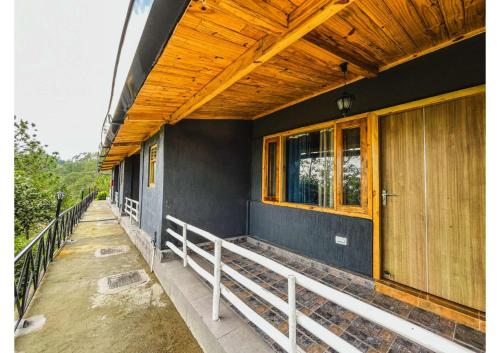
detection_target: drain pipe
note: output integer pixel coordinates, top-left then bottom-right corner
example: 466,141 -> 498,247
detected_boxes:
150,231 -> 157,273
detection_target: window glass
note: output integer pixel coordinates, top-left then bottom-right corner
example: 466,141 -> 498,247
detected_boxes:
341,127 -> 361,205
266,141 -> 277,198
285,129 -> 334,207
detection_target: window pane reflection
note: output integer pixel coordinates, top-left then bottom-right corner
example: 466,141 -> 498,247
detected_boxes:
342,128 -> 361,205
285,129 -> 334,207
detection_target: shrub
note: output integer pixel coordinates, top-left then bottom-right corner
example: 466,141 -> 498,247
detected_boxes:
97,191 -> 107,200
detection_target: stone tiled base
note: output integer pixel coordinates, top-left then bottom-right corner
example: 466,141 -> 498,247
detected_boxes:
192,238 -> 485,353
375,280 -> 485,333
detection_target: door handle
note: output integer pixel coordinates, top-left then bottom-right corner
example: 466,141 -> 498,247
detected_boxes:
382,189 -> 397,206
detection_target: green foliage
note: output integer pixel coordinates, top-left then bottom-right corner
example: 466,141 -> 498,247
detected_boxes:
14,117 -> 110,253
14,118 -> 63,239
97,191 -> 108,200
55,152 -> 110,206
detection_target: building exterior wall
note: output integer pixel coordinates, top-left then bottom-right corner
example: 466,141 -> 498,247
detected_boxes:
119,161 -> 125,210
163,119 -> 251,245
119,154 -> 141,204
249,34 -> 485,277
112,165 -> 120,204
130,154 -> 140,201
138,129 -> 166,247
131,34 -> 485,277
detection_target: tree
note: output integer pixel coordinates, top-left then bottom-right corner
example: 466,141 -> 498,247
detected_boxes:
14,117 -> 110,253
56,152 -> 110,206
14,118 -> 63,240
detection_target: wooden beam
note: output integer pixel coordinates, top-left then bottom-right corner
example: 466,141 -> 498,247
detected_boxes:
379,27 -> 485,72
374,85 -> 485,116
168,0 -> 357,124
288,0 -> 331,25
295,39 -> 378,77
112,141 -> 141,147
127,146 -> 141,157
126,113 -> 167,121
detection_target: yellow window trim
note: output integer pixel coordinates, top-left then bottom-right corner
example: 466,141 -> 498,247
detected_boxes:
148,144 -> 157,187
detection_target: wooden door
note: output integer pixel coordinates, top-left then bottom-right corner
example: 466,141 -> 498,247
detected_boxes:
425,94 -> 485,311
380,94 -> 485,311
380,109 -> 427,291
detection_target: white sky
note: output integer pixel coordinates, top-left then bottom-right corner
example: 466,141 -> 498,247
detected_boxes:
15,0 -> 152,159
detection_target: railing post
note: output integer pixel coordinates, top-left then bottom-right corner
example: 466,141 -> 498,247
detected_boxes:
288,275 -> 297,353
212,239 -> 222,321
182,223 -> 188,267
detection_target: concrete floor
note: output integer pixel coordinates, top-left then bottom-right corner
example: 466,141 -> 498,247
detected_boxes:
15,201 -> 202,353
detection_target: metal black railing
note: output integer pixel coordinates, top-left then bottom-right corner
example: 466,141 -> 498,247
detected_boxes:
14,191 -> 97,329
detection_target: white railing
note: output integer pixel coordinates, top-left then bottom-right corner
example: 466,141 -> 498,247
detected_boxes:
165,215 -> 474,353
124,197 -> 140,222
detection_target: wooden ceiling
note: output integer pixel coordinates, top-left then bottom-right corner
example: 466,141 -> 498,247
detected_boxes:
101,0 -> 485,169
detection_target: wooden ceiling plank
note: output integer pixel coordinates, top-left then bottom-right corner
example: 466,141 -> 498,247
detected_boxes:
305,29 -> 381,70
438,0 -> 465,38
169,0 -> 357,124
464,0 -> 485,33
409,0 -> 449,45
377,0 -> 433,49
356,0 -> 420,54
252,21 -> 484,121
288,0 -> 331,25
211,0 -> 289,35
266,0 -> 300,14
182,12 -> 257,47
339,3 -> 407,60
174,25 -> 249,57
294,38 -> 376,77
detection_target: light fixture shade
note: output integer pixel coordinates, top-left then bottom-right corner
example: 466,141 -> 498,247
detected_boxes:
336,92 -> 355,116
56,191 -> 65,201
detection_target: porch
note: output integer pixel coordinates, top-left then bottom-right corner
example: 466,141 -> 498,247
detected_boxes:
112,201 -> 485,353
15,200 -> 485,353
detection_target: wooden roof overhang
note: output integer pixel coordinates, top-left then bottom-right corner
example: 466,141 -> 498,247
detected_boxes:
100,0 -> 485,170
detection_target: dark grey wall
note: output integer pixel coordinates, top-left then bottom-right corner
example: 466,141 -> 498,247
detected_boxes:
139,129 -> 165,247
130,154 -> 141,200
250,203 -> 373,275
163,120 -> 251,245
120,159 -> 131,210
249,34 -> 485,277
110,165 -> 120,201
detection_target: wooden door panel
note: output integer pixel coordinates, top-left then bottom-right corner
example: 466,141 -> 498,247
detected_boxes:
425,94 -> 486,311
380,109 -> 427,291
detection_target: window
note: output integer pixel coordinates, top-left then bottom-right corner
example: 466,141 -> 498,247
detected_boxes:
148,144 -> 157,187
285,129 -> 334,207
263,137 -> 280,201
335,119 -> 367,211
261,117 -> 370,217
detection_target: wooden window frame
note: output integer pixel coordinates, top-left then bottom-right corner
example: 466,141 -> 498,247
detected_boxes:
262,136 -> 281,202
261,114 -> 371,219
148,144 -> 157,187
